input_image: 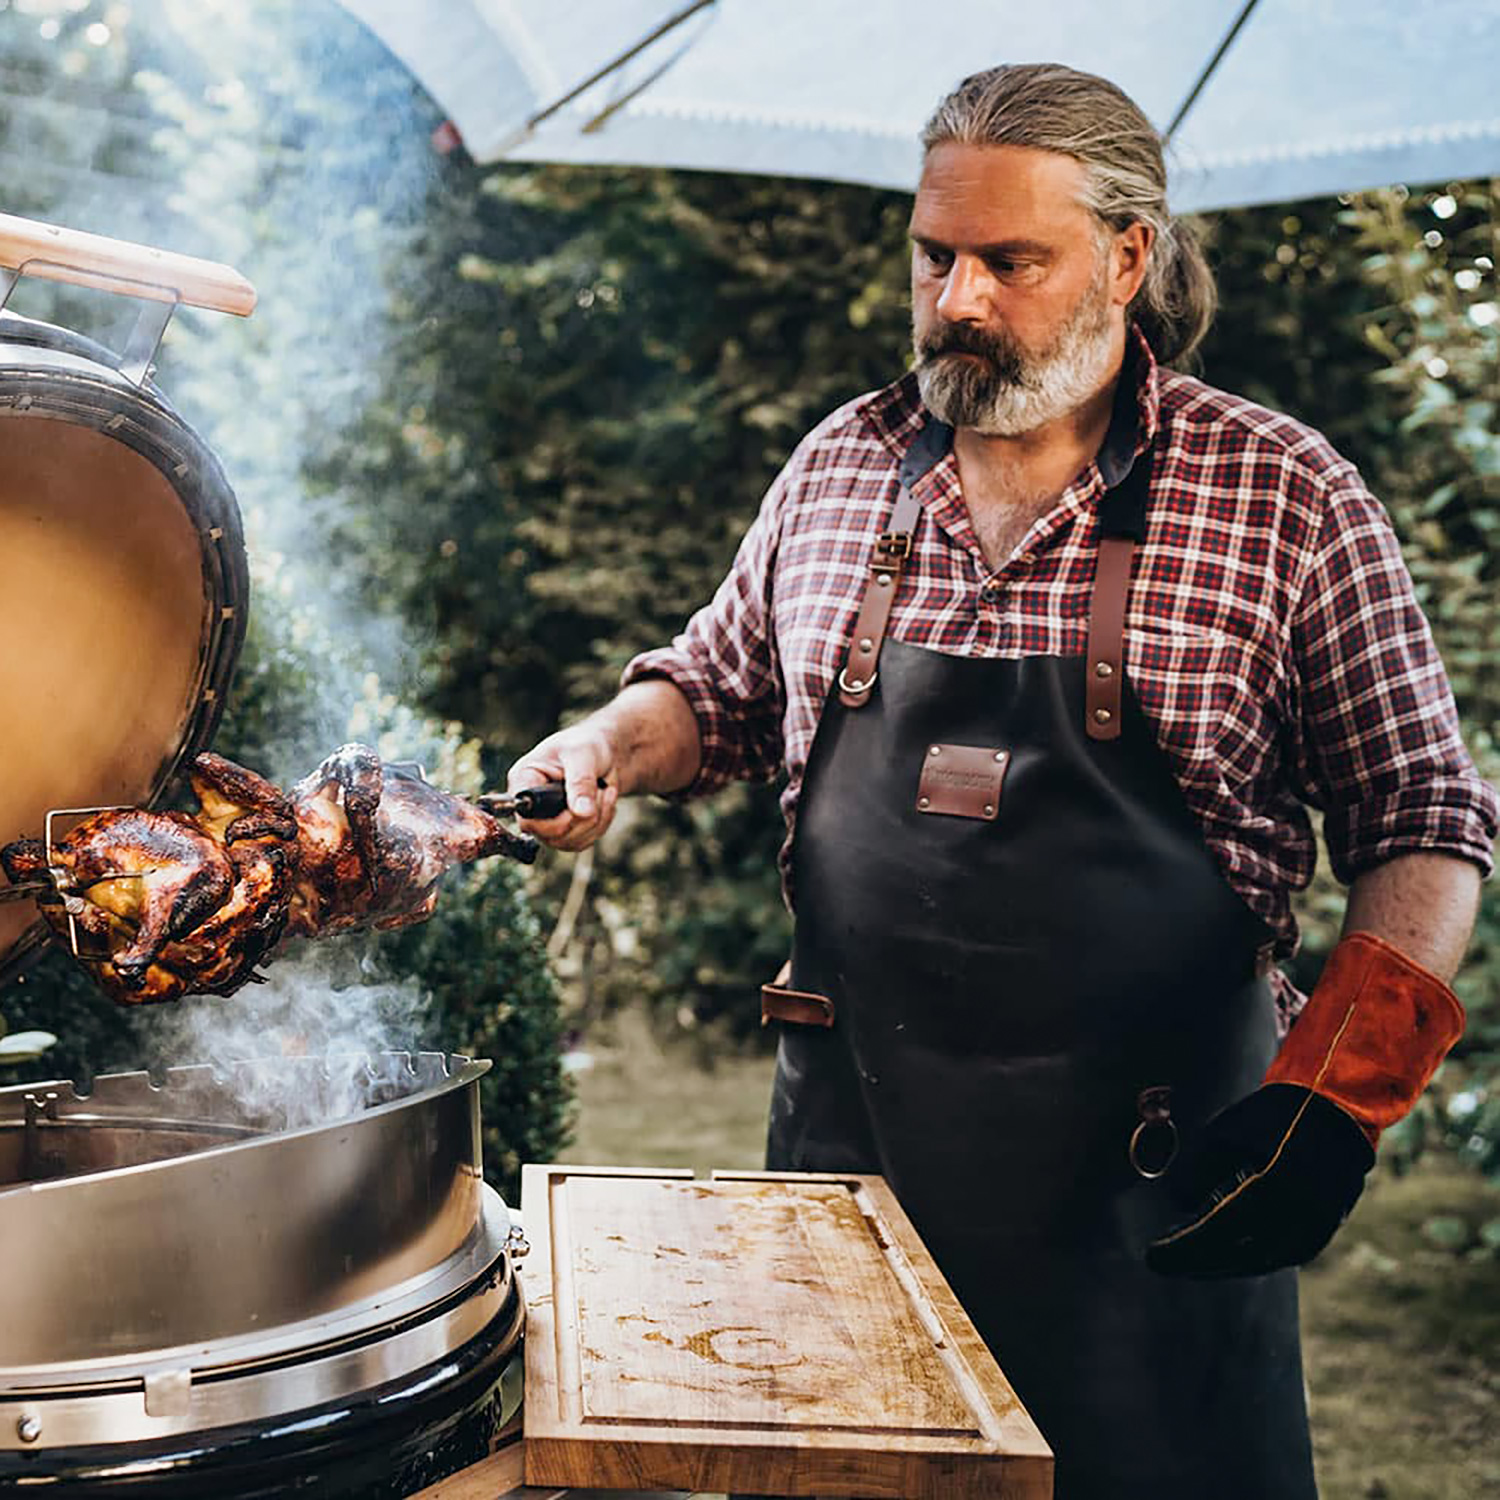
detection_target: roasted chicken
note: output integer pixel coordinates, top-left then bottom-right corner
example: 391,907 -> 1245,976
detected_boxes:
0,746 -> 537,1005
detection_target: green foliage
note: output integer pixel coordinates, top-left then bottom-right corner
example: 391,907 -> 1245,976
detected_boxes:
307,162 -> 912,739
0,949 -> 137,1086
379,862 -> 571,1197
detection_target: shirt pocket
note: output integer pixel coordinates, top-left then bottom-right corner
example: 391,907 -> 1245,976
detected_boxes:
1125,624 -> 1274,790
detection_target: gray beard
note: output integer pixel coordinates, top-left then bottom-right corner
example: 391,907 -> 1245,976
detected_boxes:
914,273 -> 1117,437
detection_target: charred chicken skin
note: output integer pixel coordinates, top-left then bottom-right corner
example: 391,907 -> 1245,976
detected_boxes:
0,746 -> 536,1005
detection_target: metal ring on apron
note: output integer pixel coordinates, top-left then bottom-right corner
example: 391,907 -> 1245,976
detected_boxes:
837,666 -> 878,695
1129,1085 -> 1180,1179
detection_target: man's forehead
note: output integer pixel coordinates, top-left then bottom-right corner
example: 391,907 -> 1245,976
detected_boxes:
910,142 -> 1093,241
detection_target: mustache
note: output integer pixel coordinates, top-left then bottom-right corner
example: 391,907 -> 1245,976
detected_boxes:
915,321 -> 1026,382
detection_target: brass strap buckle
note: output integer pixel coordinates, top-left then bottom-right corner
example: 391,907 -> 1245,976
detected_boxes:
872,530 -> 912,567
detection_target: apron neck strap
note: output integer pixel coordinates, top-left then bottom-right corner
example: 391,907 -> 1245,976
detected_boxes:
1086,445 -> 1152,740
836,419 -> 950,707
837,408 -> 1153,733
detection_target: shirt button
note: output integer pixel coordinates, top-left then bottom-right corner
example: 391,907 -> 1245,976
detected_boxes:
981,579 -> 1003,600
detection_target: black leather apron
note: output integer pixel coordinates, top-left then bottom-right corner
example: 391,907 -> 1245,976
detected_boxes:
764,419 -> 1317,1499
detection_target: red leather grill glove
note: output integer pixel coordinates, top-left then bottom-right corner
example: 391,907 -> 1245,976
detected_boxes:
1147,931 -> 1464,1279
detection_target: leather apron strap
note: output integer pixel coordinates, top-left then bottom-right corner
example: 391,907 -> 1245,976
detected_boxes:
835,485 -> 920,707
1085,445 -> 1151,741
838,424 -> 1154,737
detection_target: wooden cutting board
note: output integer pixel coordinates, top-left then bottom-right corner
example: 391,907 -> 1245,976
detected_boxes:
520,1166 -> 1052,1498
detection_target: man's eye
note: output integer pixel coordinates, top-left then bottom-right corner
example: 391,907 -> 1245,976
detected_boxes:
919,247 -> 952,272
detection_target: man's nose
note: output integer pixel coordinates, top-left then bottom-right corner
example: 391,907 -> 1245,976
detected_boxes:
936,255 -> 996,322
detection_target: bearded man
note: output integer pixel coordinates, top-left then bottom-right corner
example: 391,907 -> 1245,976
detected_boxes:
509,64 -> 1498,1498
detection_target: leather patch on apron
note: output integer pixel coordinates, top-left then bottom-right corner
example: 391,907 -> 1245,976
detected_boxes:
915,743 -> 1008,821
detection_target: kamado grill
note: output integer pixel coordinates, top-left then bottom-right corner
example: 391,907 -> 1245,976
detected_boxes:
0,214 -> 1055,1500
0,1054 -> 526,1495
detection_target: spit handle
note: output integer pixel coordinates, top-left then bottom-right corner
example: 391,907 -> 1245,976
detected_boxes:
508,784 -> 570,821
480,782 -> 600,821
0,212 -> 256,316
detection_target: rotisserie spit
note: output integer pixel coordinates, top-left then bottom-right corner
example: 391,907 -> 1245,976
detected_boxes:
1,746 -> 544,1005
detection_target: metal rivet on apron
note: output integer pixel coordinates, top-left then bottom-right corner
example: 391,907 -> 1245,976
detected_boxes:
918,797 -> 931,810
859,637 -> 873,651
929,745 -> 941,756
994,751 -> 1006,762
1093,707 -> 1112,724
984,804 -> 994,816
1095,661 -> 1114,678
877,575 -> 891,588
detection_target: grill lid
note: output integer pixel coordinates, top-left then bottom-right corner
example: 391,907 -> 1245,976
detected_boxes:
0,216 -> 256,983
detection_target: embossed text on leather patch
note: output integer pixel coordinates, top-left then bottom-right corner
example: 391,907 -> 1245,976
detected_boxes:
915,743 -> 1009,821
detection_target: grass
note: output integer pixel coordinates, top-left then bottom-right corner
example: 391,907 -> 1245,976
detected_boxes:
1301,1157 -> 1500,1499
558,1011 -> 1500,1498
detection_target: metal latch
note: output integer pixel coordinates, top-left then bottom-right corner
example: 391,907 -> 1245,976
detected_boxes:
144,1369 -> 192,1419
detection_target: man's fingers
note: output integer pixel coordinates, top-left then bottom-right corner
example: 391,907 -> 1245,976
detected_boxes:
506,755 -> 565,795
553,741 -> 612,822
505,736 -> 616,850
545,789 -> 617,852
566,774 -> 597,820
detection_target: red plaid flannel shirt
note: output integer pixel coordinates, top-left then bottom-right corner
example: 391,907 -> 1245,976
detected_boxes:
624,335 -> 1498,1011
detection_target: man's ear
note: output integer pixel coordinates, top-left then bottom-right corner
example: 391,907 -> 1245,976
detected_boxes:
1112,222 -> 1154,308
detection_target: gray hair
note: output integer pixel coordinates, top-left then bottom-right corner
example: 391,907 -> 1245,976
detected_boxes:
922,63 -> 1216,365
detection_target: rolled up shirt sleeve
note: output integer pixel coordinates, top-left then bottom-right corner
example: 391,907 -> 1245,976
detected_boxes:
620,463 -> 791,797
1291,470 -> 1500,882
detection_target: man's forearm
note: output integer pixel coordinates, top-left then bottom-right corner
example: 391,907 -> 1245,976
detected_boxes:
1343,852 -> 1482,981
592,679 -> 703,796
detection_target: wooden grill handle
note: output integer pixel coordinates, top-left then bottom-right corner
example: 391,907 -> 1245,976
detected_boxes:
0,211 -> 256,316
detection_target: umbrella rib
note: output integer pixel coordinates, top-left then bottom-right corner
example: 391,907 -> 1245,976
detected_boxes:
523,0 -> 718,136
1165,0 -> 1263,143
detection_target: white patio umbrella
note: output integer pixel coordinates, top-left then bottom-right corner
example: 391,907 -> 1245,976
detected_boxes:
334,0 -> 1500,211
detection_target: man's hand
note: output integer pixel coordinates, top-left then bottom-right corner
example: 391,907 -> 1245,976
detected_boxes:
506,679 -> 703,853
507,721 -> 620,852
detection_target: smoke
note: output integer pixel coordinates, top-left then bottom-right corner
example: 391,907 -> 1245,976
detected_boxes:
1,0 -> 452,715
2,2 -> 502,1082
133,940 -> 437,1129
